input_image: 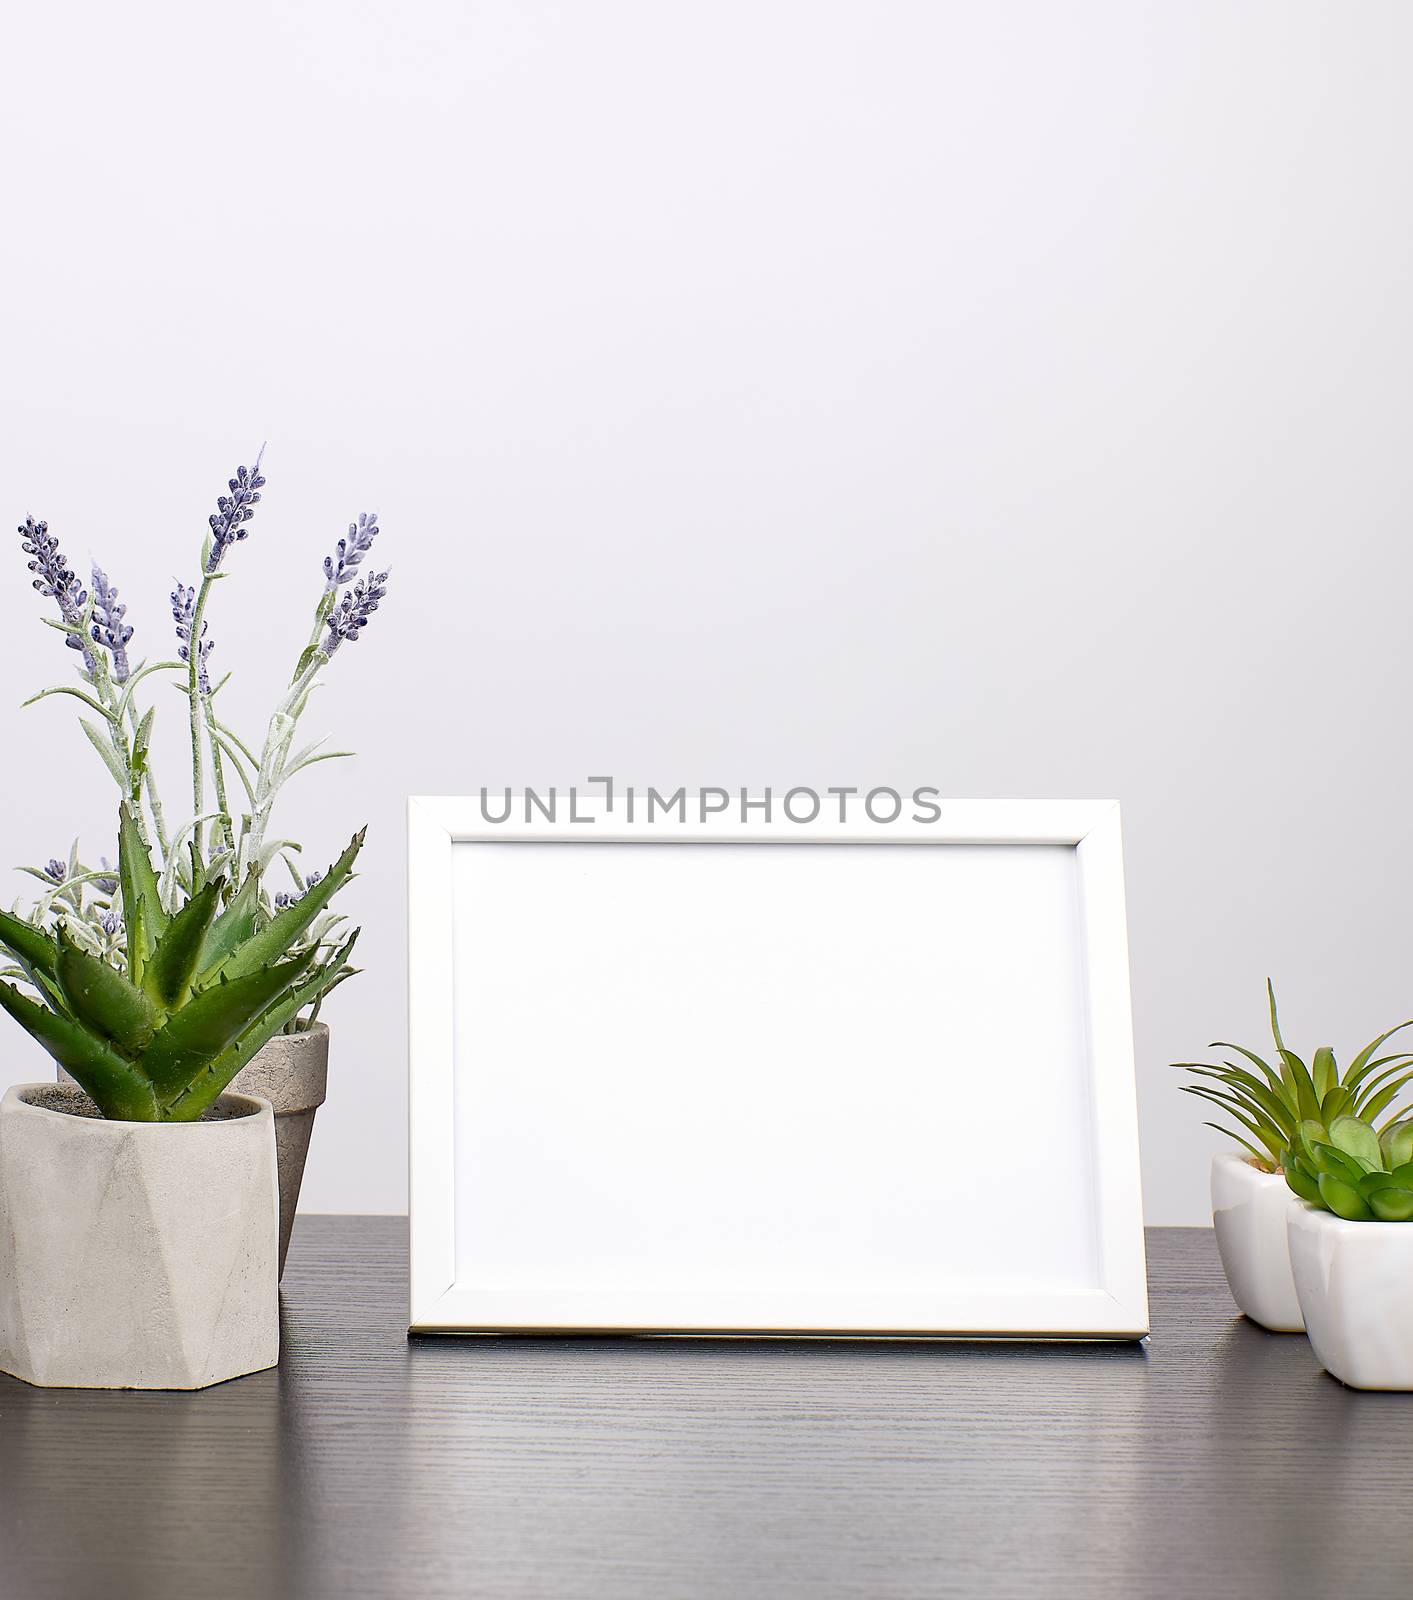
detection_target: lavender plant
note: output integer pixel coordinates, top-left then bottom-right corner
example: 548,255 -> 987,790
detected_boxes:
0,455 -> 390,1122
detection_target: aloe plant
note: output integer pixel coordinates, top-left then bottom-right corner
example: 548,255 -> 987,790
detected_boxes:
0,809 -> 360,1121
2,453 -> 388,1120
1283,1114 -> 1413,1221
1175,981 -> 1413,1173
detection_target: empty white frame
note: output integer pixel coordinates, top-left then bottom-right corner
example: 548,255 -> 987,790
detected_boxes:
408,799 -> 1147,1338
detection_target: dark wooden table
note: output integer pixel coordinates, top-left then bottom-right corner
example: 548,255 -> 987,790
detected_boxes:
1,1221 -> 1406,1600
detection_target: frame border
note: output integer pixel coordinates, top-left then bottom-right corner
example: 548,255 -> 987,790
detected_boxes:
408,797 -> 1148,1338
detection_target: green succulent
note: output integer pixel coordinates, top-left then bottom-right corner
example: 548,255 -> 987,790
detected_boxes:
0,805 -> 362,1123
1176,980 -> 1413,1172
1284,1114 -> 1413,1221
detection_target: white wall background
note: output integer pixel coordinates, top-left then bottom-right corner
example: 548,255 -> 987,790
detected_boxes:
2,1 -> 1410,1223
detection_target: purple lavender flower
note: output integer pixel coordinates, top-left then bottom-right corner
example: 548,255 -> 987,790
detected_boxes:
171,581 -> 213,693
89,564 -> 133,683
274,869 -> 324,910
43,860 -> 66,884
18,517 -> 98,674
323,513 -> 380,591
323,570 -> 390,656
205,449 -> 266,573
100,910 -> 123,938
95,858 -> 118,895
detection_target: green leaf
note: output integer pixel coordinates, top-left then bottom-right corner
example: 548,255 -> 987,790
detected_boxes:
202,828 -> 364,986
1183,1064 -> 1297,1137
1208,1042 -> 1286,1098
1329,1115 -> 1384,1174
1369,1187 -> 1413,1222
1350,1055 -> 1413,1109
22,682 -> 113,720
1316,1172 -> 1375,1221
80,717 -> 128,789
118,801 -> 168,982
208,715 -> 260,769
1284,1157 -> 1321,1206
163,930 -> 358,1121
115,659 -> 185,725
130,704 -> 155,792
0,981 -> 159,1121
292,643 -> 325,681
53,930 -> 158,1056
285,748 -> 353,778
1180,1072 -> 1279,1123
1321,1086 -> 1354,1125
1358,1075 -> 1413,1128
195,869 -> 263,973
1345,1020 -> 1413,1087
1267,979 -> 1287,1056
144,880 -> 224,1009
1278,1049 -> 1322,1123
1381,1123 -> 1413,1170
1310,1142 -> 1366,1185
0,910 -> 58,978
1297,1119 -> 1330,1163
1202,1122 -> 1271,1166
157,812 -> 223,915
211,733 -> 258,806
1312,1047 -> 1338,1101
306,962 -> 358,1012
140,948 -> 318,1099
1179,1087 -> 1286,1161
1358,1170 -> 1402,1196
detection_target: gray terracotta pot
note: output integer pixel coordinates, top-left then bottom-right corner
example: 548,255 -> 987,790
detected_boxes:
0,1083 -> 278,1389
60,1021 -> 328,1279
226,1022 -> 329,1278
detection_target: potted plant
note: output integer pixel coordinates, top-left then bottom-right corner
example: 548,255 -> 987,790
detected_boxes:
0,454 -> 388,1387
1176,983 -> 1413,1333
1283,1113 -> 1413,1388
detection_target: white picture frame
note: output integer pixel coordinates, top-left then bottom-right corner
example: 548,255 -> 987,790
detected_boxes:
408,798 -> 1148,1339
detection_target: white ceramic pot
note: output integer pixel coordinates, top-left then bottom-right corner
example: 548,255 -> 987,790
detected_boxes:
0,1083 -> 279,1390
1287,1202 -> 1413,1389
1210,1150 -> 1304,1332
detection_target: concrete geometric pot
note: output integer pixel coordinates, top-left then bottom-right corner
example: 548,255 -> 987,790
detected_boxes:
0,1083 -> 279,1390
1287,1202 -> 1413,1389
58,1020 -> 327,1281
226,1021 -> 328,1278
1210,1150 -> 1305,1332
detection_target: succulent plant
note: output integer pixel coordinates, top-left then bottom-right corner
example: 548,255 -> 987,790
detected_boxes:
1283,1114 -> 1413,1221
0,807 -> 360,1122
3,451 -> 389,1120
1175,981 -> 1413,1173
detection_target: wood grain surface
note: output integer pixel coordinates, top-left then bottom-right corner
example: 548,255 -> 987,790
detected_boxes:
1,1221 -> 1405,1600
